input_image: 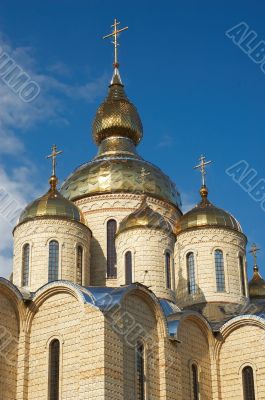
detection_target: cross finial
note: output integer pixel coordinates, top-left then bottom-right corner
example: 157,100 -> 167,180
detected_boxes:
46,145 -> 62,190
249,243 -> 260,268
103,18 -> 128,69
194,154 -> 213,187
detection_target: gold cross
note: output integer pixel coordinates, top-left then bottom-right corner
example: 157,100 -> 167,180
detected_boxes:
249,243 -> 260,266
194,154 -> 212,186
103,18 -> 128,68
46,145 -> 62,176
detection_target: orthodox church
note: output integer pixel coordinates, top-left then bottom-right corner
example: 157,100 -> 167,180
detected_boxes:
1,20 -> 265,400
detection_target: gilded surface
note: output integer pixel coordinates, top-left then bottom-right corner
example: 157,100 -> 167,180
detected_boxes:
249,267 -> 265,298
92,73 -> 143,145
61,156 -> 181,207
175,198 -> 242,234
62,67 -> 181,208
118,198 -> 173,234
19,189 -> 84,224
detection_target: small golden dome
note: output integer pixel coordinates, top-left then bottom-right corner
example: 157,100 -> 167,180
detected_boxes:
118,197 -> 172,235
92,69 -> 143,145
249,266 -> 265,298
175,185 -> 242,234
18,176 -> 85,225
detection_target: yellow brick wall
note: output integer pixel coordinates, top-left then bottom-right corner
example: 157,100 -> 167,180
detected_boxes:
175,228 -> 247,307
76,193 -> 179,287
0,292 -> 19,400
218,322 -> 265,399
116,228 -> 176,301
13,219 -> 91,292
104,291 -> 165,399
26,291 -> 105,400
178,318 -> 213,400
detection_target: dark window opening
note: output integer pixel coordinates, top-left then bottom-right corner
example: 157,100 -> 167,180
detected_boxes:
242,366 -> 255,400
22,244 -> 30,286
215,250 -> 225,292
48,241 -> 59,282
49,339 -> 60,400
125,251 -> 132,285
107,220 -> 117,278
187,252 -> 196,294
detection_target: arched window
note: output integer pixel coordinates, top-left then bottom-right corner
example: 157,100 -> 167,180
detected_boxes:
191,363 -> 199,400
242,366 -> 255,400
48,241 -> 59,282
136,341 -> 145,400
76,246 -> 83,285
125,251 -> 132,285
239,255 -> 246,296
187,252 -> 196,294
215,250 -> 225,292
107,219 -> 117,278
49,339 -> 60,400
165,252 -> 171,289
22,243 -> 30,286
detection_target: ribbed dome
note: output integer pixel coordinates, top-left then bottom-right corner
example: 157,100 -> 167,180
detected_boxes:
61,153 -> 181,208
92,68 -> 143,145
175,186 -> 242,234
249,266 -> 265,299
18,177 -> 84,225
118,197 -> 172,234
61,68 -> 181,209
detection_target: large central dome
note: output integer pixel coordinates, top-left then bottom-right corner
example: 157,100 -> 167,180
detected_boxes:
61,69 -> 181,209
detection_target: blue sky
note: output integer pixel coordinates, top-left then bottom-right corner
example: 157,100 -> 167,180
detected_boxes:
0,0 -> 265,278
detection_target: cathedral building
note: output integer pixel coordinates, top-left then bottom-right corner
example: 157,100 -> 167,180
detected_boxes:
1,20 -> 265,400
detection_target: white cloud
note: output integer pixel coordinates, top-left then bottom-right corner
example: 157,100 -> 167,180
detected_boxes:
0,32 -> 107,156
0,164 -> 44,278
47,61 -> 72,77
0,31 -> 107,278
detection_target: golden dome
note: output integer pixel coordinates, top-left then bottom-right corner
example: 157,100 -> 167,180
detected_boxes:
175,186 -> 242,234
118,197 -> 172,234
92,69 -> 143,146
61,67 -> 181,210
249,266 -> 265,298
18,176 -> 85,225
61,151 -> 181,208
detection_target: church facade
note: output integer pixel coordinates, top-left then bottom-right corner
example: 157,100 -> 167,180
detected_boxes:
1,21 -> 265,400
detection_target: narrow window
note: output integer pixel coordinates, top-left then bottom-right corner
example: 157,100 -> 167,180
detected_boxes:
239,255 -> 246,296
22,244 -> 30,286
191,364 -> 199,400
165,252 -> 171,289
125,251 -> 132,285
48,241 -> 59,282
242,366 -> 255,400
215,250 -> 225,292
136,341 -> 145,400
76,246 -> 83,285
107,219 -> 117,278
187,252 -> 196,294
49,339 -> 60,400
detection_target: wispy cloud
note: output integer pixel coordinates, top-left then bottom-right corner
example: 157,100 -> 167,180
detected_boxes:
0,31 -> 107,155
156,134 -> 174,148
0,164 -> 44,278
47,61 -> 72,77
0,30 -> 107,278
